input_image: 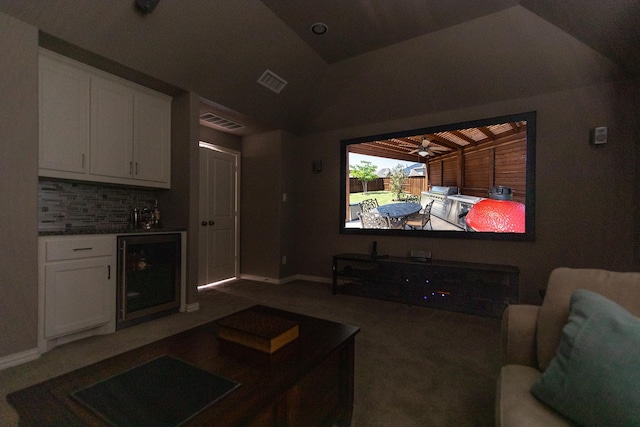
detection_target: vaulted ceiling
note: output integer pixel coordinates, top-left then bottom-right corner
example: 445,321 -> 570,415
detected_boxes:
0,1 -> 637,135
261,0 -> 640,74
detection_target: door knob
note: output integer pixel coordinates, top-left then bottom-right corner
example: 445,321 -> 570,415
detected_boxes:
209,221 -> 215,225
201,221 -> 207,226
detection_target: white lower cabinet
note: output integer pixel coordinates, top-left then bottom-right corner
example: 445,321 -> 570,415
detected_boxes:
44,259 -> 112,338
39,235 -> 116,352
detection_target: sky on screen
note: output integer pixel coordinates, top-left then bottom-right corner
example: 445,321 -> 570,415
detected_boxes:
348,153 -> 414,172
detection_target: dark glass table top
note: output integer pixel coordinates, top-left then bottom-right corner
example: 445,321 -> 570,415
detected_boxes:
376,202 -> 421,218
72,355 -> 240,427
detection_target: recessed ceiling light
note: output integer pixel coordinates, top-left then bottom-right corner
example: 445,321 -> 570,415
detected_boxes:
310,22 -> 328,35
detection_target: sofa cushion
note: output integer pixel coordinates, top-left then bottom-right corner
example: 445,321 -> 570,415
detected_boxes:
537,268 -> 640,372
497,365 -> 573,427
531,289 -> 640,427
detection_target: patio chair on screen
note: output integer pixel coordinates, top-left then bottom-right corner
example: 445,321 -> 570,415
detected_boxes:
403,194 -> 420,203
358,211 -> 391,229
359,198 -> 379,213
405,201 -> 433,230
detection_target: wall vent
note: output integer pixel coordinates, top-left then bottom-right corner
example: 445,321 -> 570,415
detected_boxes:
257,69 -> 287,94
199,112 -> 244,131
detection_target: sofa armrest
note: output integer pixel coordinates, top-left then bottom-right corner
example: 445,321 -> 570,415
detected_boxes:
501,304 -> 540,368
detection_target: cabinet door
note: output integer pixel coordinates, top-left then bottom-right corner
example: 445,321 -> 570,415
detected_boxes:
44,258 -> 113,338
286,349 -> 343,426
133,90 -> 171,184
39,53 -> 90,174
90,76 -> 134,179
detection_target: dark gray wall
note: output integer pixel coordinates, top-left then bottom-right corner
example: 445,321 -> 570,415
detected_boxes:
238,130 -> 299,280
200,126 -> 242,153
0,13 -> 39,358
291,81 -> 640,304
240,131 -> 283,279
161,92 -> 201,305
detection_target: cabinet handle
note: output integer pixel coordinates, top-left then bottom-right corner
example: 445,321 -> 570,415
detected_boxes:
108,265 -> 111,280
201,221 -> 207,226
119,241 -> 127,322
73,247 -> 93,251
129,161 -> 133,175
209,220 -> 215,225
82,153 -> 85,169
135,162 -> 138,175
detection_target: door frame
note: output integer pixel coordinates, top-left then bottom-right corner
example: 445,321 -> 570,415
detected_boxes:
198,141 -> 240,287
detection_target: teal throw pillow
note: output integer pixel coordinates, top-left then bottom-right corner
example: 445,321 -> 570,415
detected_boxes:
531,289 -> 640,427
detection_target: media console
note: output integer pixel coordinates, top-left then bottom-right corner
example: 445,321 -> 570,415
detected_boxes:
332,253 -> 519,318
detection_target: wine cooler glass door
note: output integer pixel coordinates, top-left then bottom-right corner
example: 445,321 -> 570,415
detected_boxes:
117,233 -> 181,329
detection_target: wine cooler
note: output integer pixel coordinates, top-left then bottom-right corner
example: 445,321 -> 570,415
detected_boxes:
117,233 -> 181,330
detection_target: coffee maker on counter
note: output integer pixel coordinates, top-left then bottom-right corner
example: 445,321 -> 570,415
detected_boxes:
130,200 -> 161,229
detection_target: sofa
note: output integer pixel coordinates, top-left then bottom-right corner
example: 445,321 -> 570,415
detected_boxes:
496,267 -> 640,427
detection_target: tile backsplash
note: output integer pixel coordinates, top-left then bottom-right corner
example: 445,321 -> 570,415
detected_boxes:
39,178 -> 162,231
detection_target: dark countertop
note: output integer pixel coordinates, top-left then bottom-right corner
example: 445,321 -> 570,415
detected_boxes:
39,227 -> 187,236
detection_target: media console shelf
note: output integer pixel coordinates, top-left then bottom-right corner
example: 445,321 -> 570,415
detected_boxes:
332,253 -> 519,318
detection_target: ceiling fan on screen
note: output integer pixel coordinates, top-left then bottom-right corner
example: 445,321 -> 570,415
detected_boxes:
409,137 -> 435,157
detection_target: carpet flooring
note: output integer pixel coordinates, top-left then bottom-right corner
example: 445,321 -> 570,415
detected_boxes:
0,279 -> 501,426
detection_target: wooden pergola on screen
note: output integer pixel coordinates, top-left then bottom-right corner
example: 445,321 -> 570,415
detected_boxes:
347,121 -> 527,203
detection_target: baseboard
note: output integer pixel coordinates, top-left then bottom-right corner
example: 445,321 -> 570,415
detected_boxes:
289,274 -> 331,284
239,274 -> 331,285
239,274 -> 283,284
0,347 -> 40,371
185,302 -> 200,312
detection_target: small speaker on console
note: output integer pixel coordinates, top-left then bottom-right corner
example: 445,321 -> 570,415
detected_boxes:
410,250 -> 432,263
591,126 -> 607,145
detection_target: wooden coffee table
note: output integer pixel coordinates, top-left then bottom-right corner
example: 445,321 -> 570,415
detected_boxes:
7,305 -> 359,426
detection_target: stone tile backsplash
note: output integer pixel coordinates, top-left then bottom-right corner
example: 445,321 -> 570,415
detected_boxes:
39,178 -> 162,231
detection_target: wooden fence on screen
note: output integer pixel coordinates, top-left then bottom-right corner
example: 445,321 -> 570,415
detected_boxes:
349,176 -> 427,195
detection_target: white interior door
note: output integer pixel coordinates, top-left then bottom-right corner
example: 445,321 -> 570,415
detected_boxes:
198,144 -> 239,286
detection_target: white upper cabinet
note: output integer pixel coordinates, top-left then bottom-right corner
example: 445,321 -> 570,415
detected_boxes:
38,49 -> 172,188
133,90 -> 171,183
90,75 -> 134,179
39,52 -> 91,175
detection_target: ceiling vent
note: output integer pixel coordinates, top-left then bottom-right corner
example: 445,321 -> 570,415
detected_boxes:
257,69 -> 287,94
199,112 -> 244,131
